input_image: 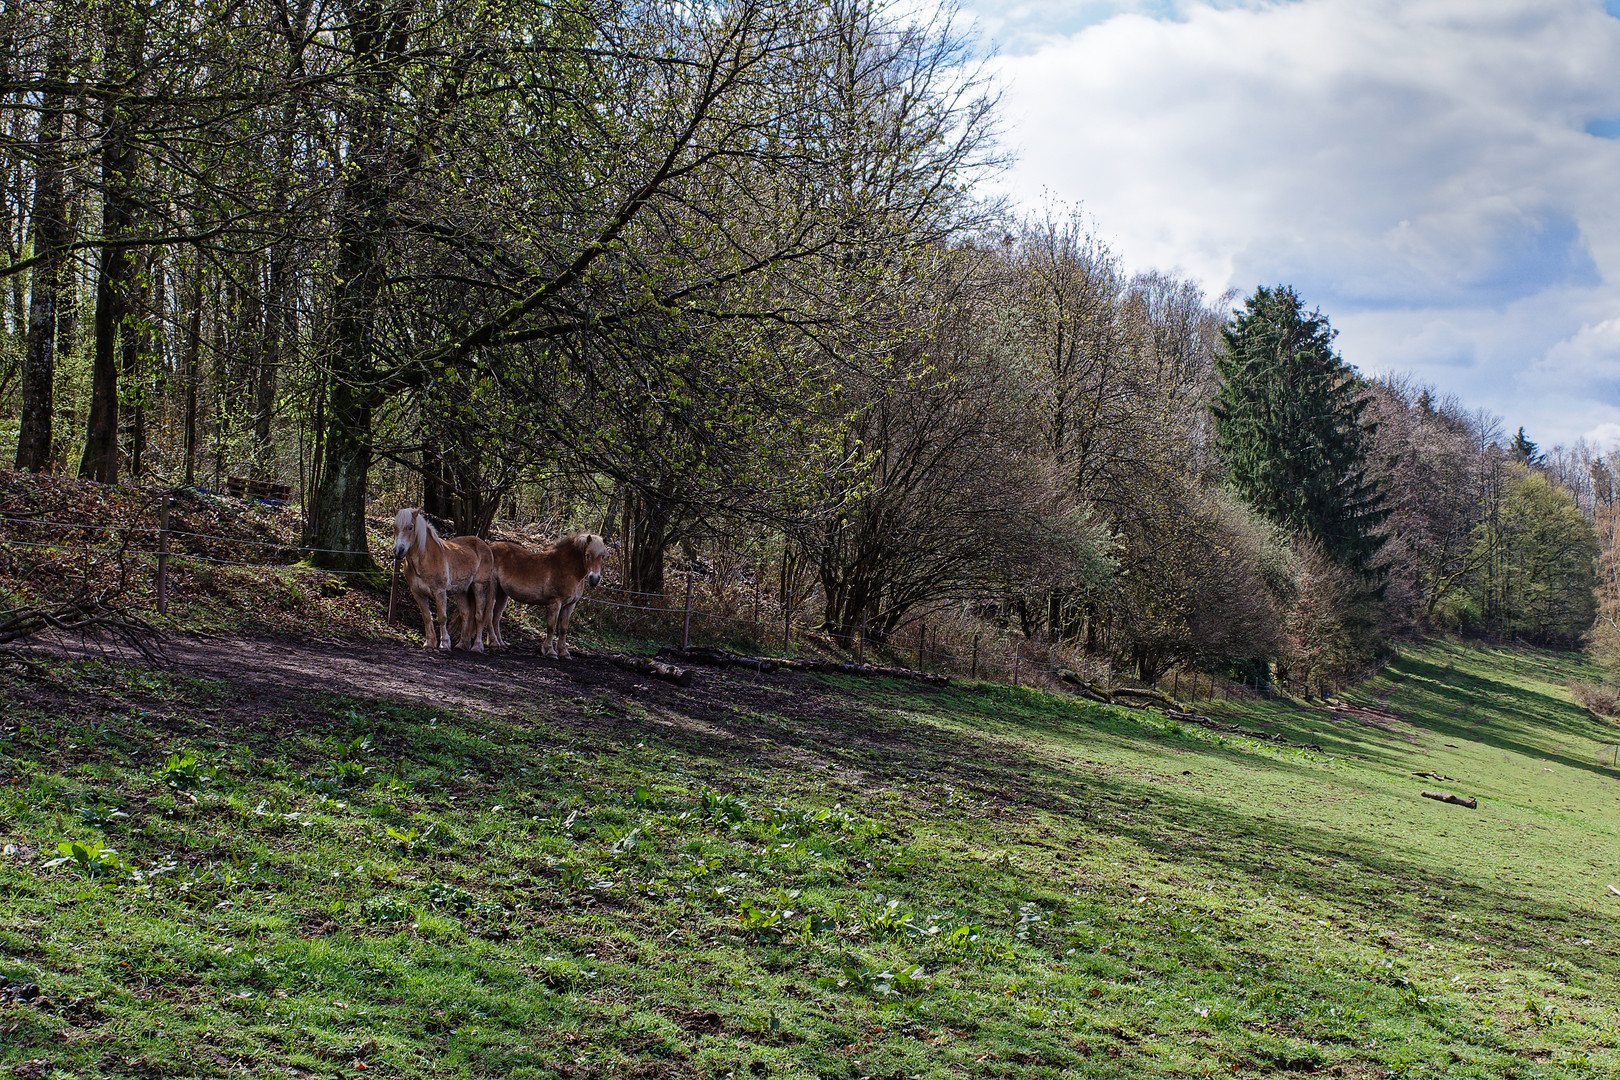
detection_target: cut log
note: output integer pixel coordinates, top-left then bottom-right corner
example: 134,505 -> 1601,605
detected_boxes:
602,652 -> 692,687
1420,790 -> 1477,809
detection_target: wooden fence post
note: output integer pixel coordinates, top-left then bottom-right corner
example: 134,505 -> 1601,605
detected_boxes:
681,573 -> 694,651
156,492 -> 171,614
1012,647 -> 1020,688
970,633 -> 978,679
856,621 -> 865,665
916,622 -> 925,671
387,551 -> 401,624
783,593 -> 792,652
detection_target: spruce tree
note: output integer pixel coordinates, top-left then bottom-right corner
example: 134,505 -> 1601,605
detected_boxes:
1212,285 -> 1388,576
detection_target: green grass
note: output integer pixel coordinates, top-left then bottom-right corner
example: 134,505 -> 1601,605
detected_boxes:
2,639 -> 1618,1078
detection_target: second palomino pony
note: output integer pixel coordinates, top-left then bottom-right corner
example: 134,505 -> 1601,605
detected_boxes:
487,532 -> 609,658
392,508 -> 493,651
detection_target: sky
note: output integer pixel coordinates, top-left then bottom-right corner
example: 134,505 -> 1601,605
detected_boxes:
962,0 -> 1620,450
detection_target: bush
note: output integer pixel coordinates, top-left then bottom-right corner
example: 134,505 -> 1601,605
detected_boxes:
1569,681 -> 1619,720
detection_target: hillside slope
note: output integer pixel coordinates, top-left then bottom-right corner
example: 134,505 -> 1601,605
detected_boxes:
1,634 -> 1617,1079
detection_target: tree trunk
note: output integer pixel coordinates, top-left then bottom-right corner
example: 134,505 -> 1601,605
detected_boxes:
15,37 -> 70,472
181,254 -> 203,487
120,245 -> 153,477
78,0 -> 145,483
623,488 -> 672,595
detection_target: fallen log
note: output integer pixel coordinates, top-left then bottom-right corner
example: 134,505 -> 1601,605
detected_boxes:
602,652 -> 693,687
1420,790 -> 1477,809
659,648 -> 948,685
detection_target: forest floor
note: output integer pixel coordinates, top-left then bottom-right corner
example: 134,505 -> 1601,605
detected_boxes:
3,621 -> 1619,1080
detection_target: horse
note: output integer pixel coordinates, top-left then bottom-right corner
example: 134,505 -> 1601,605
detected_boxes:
391,507 -> 493,652
485,532 -> 609,659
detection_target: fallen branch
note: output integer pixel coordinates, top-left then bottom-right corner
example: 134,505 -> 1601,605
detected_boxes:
1420,790 -> 1477,809
1608,885 -> 1620,898
1413,771 -> 1460,783
0,593 -> 166,667
601,652 -> 692,687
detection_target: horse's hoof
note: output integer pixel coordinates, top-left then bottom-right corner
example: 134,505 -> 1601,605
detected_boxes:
556,649 -> 571,661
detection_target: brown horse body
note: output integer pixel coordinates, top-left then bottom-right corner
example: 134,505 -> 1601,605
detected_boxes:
392,507 -> 492,651
487,532 -> 609,658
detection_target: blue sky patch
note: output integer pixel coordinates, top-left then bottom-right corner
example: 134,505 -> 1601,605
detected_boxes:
1586,117 -> 1620,138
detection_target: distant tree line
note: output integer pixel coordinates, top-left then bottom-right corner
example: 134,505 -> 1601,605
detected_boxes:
0,0 -> 1605,684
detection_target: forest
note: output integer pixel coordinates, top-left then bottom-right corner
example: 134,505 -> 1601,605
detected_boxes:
0,0 -> 1616,695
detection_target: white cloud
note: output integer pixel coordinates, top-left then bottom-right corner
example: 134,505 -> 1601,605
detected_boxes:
1584,422 -> 1620,450
969,0 -> 1620,445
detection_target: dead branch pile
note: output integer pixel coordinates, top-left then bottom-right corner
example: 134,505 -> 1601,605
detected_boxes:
0,589 -> 166,667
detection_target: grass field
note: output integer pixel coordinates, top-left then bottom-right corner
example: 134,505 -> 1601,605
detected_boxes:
2,636 -> 1618,1079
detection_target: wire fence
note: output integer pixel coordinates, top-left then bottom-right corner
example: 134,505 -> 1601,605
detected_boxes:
0,489 -> 1318,704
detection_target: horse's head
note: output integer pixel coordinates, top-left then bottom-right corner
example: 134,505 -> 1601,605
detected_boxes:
392,507 -> 423,558
577,532 -> 609,587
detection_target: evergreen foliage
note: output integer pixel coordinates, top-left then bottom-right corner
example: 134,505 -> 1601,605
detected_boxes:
1212,286 -> 1388,577
1510,426 -> 1545,466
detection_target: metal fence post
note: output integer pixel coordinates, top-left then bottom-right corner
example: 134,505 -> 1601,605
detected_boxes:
156,492 -> 171,614
681,573 -> 693,651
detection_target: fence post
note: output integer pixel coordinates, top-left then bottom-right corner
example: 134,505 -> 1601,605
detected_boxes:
783,594 -> 792,653
681,573 -> 693,651
1012,647 -> 1020,688
971,633 -> 979,679
916,622 -> 926,671
156,492 -> 171,615
1172,668 -> 1180,699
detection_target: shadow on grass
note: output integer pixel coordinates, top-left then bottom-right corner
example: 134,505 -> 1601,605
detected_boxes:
14,642 -> 1617,989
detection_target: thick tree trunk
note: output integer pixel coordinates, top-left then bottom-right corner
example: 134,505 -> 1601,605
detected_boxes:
78,0 -> 144,483
15,38 -> 69,472
311,379 -> 377,570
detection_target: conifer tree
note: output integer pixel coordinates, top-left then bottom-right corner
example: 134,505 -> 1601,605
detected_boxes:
1510,427 -> 1544,467
1212,285 -> 1388,576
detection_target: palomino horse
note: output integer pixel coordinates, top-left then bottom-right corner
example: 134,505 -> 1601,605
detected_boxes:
391,508 -> 493,651
486,532 -> 609,659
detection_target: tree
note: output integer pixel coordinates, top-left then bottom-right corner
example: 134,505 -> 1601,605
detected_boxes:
1469,467 -> 1598,646
1212,285 -> 1387,577
1510,426 -> 1544,467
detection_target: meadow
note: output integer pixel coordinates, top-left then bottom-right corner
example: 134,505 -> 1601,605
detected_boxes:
1,635 -> 1617,1079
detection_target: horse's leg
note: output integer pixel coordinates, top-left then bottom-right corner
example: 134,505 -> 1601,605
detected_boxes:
555,598 -> 579,660
489,587 -> 507,649
411,584 -> 437,649
543,599 -> 562,658
434,590 -> 452,649
464,583 -> 487,653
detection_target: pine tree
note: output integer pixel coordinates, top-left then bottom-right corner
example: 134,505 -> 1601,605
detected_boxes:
1510,427 -> 1544,467
1212,285 -> 1388,576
